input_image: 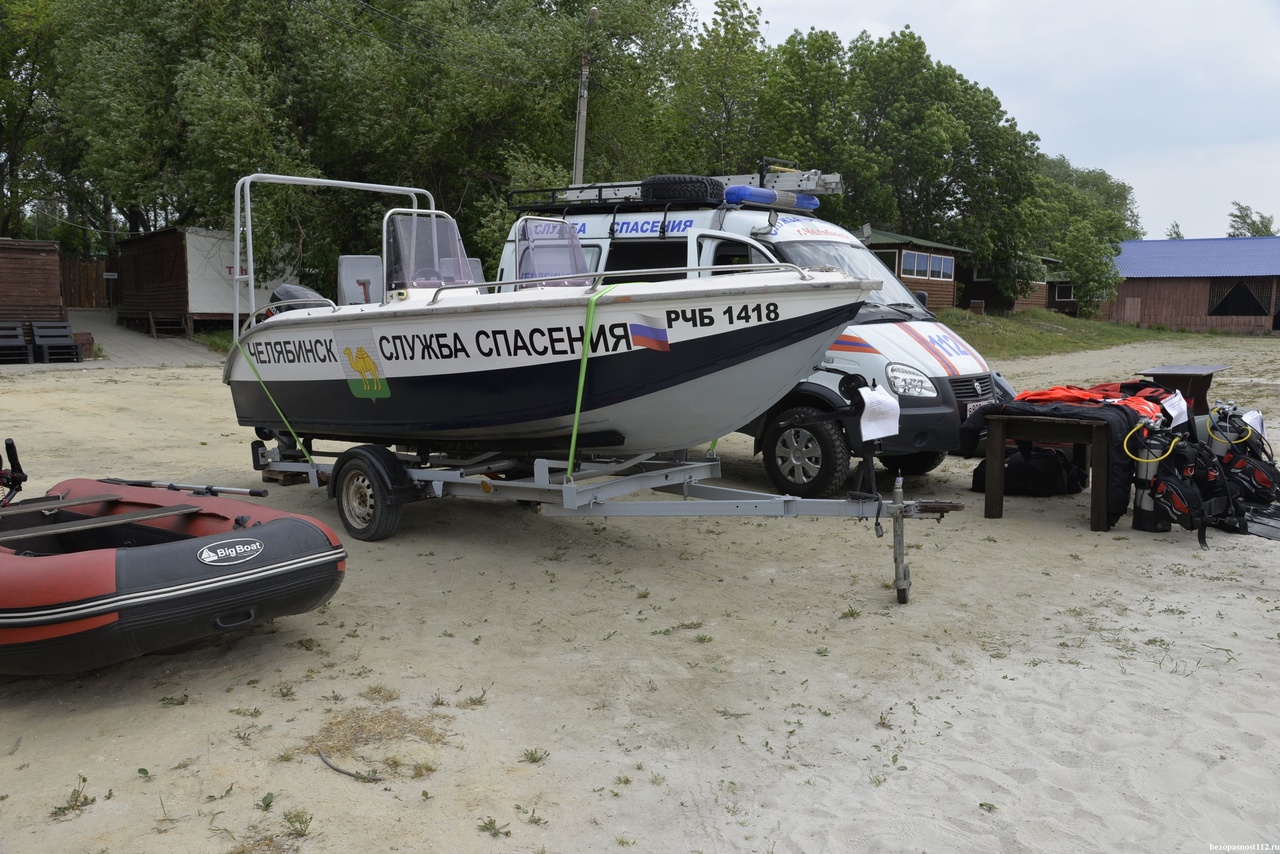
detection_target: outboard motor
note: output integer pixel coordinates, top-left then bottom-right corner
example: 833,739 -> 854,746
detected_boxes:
266,284 -> 328,316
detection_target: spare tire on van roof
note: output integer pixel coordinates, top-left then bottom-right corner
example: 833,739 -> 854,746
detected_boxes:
640,174 -> 725,203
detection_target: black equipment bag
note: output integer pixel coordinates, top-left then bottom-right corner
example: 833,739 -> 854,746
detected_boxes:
971,445 -> 1085,497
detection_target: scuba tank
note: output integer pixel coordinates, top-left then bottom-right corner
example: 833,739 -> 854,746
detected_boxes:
1206,401 -> 1246,457
1130,424 -> 1174,533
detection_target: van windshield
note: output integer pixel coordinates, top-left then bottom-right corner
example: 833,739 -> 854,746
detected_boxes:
770,240 -> 920,307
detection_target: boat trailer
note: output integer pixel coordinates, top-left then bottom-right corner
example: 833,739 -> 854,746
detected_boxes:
250,440 -> 961,604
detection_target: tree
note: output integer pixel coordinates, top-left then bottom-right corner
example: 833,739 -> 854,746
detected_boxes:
1057,214 -> 1123,318
840,28 -> 1041,298
1165,221 -> 1183,240
664,0 -> 769,176
1020,154 -> 1139,315
0,0 -> 57,238
1226,201 -> 1277,237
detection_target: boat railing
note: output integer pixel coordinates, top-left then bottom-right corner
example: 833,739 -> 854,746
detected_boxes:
233,174 -> 436,341
422,261 -> 826,304
241,296 -> 341,332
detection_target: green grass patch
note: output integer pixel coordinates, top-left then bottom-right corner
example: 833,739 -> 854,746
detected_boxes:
935,308 -> 1202,362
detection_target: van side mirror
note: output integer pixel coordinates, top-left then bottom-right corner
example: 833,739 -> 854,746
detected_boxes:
914,290 -> 928,308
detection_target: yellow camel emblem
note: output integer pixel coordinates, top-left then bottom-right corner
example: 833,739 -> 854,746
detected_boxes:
343,346 -> 381,391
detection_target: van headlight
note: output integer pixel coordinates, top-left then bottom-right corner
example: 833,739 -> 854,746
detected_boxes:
885,363 -> 937,398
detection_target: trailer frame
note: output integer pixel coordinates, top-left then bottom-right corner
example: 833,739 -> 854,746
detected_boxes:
249,439 -> 961,604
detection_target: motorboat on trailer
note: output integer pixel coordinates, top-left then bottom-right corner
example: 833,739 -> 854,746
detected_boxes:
223,174 -> 881,459
0,439 -> 346,677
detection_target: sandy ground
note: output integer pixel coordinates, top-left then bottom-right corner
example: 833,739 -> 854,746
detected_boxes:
2,336 -> 1279,854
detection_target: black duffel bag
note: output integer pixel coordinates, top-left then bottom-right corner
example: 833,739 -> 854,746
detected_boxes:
971,445 -> 1085,497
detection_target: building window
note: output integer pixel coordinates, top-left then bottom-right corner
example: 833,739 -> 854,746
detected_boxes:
929,255 -> 954,281
873,250 -> 898,273
901,250 -> 925,278
1055,283 -> 1075,302
902,250 -> 953,281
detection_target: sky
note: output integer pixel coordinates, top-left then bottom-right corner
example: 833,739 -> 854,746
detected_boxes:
688,0 -> 1280,240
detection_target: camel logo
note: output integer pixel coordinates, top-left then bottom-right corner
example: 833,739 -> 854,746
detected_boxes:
197,538 -> 265,566
336,328 -> 390,400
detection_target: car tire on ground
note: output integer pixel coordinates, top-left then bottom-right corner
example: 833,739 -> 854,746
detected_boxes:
761,406 -> 850,499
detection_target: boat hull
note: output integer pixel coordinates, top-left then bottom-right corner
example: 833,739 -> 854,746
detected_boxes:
224,271 -> 872,453
0,480 -> 346,677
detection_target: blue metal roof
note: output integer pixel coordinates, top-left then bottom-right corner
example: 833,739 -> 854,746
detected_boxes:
1115,236 -> 1280,278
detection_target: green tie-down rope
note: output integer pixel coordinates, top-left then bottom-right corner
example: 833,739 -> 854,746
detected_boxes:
235,337 -> 315,465
566,283 -> 621,479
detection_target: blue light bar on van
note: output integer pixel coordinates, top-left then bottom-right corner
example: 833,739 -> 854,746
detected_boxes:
724,185 -> 820,211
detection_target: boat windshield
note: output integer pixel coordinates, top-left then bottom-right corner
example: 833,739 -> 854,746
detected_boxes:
385,213 -> 476,289
513,217 -> 592,287
771,240 -> 923,309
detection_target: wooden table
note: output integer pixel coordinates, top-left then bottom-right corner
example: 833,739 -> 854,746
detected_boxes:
1138,364 -> 1229,416
984,414 -> 1110,532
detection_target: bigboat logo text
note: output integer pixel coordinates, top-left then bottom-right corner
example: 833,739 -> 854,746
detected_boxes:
197,538 -> 266,566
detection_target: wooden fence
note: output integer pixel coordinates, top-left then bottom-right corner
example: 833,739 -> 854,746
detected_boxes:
59,257 -> 112,307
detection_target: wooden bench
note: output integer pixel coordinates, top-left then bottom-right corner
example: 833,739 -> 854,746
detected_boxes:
0,494 -> 125,520
30,321 -> 84,363
0,504 -> 201,544
984,414 -> 1110,532
0,322 -> 32,364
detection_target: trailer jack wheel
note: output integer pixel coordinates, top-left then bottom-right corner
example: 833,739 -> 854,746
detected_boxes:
335,454 -> 402,541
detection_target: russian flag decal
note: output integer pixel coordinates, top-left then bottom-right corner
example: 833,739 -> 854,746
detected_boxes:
629,315 -> 670,351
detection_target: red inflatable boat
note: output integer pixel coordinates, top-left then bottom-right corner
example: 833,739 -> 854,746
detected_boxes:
0,440 -> 346,677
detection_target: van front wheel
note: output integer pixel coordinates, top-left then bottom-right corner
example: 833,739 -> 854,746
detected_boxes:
761,406 -> 849,499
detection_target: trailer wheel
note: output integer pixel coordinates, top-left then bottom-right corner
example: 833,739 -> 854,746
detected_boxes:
761,406 -> 849,499
335,454 -> 402,541
897,587 -> 909,605
640,174 -> 725,203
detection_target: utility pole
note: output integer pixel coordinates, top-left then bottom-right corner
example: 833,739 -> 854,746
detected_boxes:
572,6 -> 599,186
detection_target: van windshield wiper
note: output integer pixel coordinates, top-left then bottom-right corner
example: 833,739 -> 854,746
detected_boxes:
856,302 -> 933,323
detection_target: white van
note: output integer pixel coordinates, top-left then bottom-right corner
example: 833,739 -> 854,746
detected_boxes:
497,171 -> 1004,498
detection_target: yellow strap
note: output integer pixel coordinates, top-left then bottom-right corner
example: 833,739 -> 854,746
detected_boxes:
235,338 -> 315,465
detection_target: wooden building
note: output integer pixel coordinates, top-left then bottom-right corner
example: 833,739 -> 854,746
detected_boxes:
1112,237 -> 1280,334
0,239 -> 68,326
955,254 -> 1059,315
116,227 -> 261,336
859,227 -> 968,310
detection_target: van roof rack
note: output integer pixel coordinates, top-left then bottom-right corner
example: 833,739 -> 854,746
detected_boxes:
508,173 -> 843,214
509,158 -> 843,215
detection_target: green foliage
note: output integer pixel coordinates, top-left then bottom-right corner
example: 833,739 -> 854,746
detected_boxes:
665,0 -> 769,175
8,0 -> 1134,296
1226,201 -> 1277,237
1,0 -> 59,238
935,307 -> 1199,362
1023,154 -> 1140,312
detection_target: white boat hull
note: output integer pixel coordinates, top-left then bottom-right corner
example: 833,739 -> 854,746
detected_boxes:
224,270 -> 876,454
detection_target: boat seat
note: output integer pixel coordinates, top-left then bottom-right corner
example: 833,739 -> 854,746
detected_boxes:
0,504 -> 202,544
0,494 -> 124,520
